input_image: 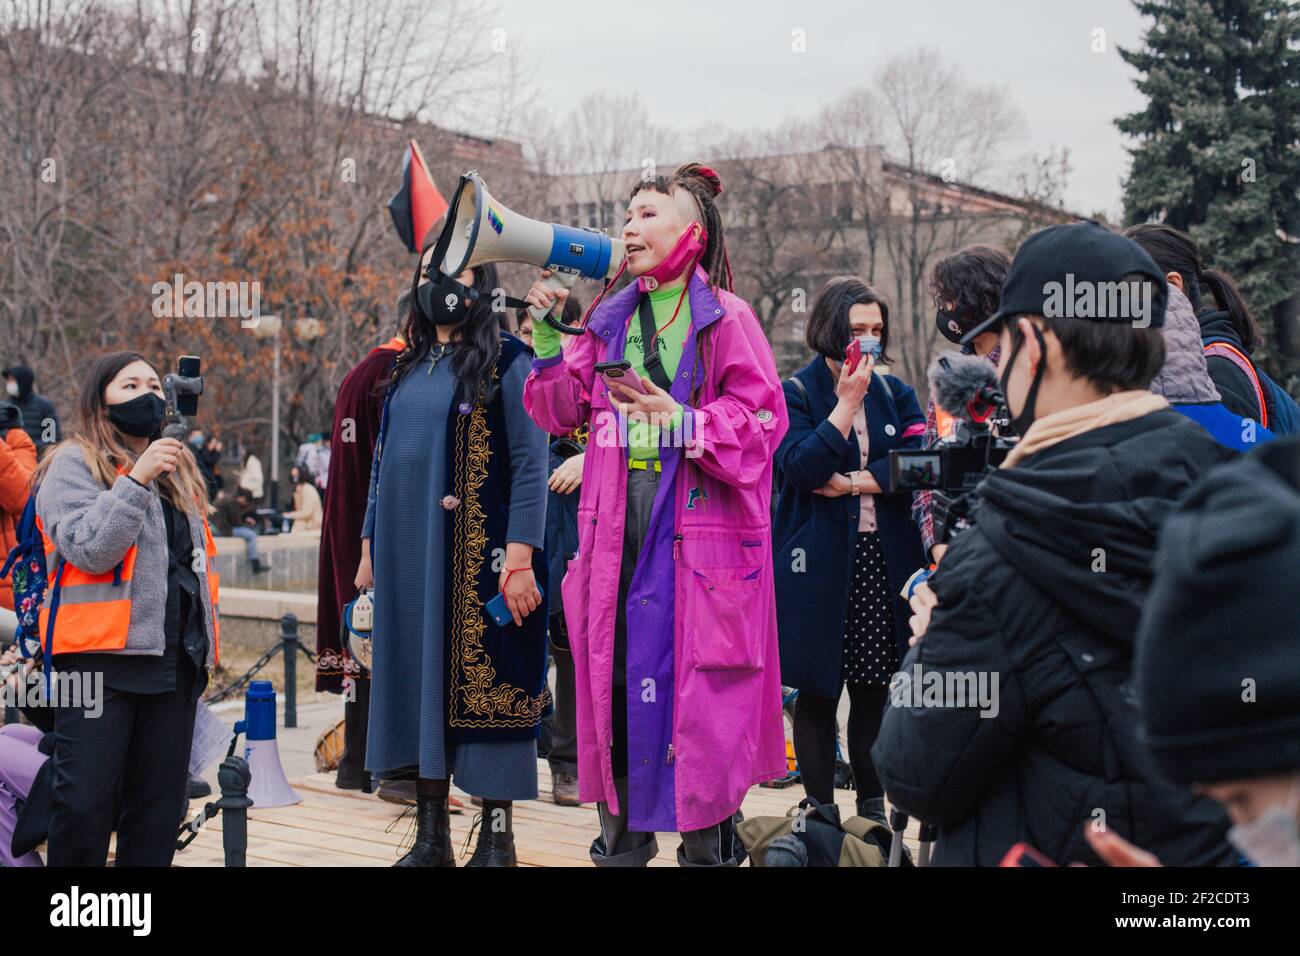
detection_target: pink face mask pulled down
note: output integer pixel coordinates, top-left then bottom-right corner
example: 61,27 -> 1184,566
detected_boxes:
637,223 -> 707,292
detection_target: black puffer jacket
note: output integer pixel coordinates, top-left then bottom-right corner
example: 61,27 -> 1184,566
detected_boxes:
873,409 -> 1239,866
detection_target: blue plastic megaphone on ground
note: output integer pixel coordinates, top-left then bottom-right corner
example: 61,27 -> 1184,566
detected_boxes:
235,680 -> 301,808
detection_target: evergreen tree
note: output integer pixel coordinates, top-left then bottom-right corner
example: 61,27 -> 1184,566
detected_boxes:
1118,0 -> 1300,383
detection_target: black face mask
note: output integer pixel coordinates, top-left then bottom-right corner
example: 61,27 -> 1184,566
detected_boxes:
107,392 -> 166,438
998,324 -> 1048,437
417,273 -> 475,328
936,308 -> 968,343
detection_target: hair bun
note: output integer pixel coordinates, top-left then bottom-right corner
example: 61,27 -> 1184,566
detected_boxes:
677,162 -> 723,198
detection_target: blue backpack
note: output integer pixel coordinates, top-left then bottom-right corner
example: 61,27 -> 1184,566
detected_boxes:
0,493 -> 60,660
1204,338 -> 1300,436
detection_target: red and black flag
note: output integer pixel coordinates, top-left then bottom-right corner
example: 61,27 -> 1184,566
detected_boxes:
387,140 -> 448,254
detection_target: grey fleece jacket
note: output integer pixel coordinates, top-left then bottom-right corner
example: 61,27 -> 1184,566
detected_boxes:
34,444 -> 218,669
1150,286 -> 1221,405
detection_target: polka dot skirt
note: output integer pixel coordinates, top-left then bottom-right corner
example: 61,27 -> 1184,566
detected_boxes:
843,532 -> 899,687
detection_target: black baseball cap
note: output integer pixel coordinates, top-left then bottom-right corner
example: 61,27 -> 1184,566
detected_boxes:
960,221 -> 1168,345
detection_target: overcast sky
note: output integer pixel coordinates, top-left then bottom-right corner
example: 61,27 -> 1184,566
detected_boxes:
491,0 -> 1151,220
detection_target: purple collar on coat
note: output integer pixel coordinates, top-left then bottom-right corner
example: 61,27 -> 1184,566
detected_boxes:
585,265 -> 726,342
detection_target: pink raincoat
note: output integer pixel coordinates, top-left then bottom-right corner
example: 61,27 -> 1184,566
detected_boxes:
524,266 -> 788,832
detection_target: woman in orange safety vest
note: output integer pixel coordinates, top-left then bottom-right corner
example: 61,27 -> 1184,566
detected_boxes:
32,351 -> 219,867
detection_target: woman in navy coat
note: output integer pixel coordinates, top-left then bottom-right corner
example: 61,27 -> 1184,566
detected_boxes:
773,277 -> 928,823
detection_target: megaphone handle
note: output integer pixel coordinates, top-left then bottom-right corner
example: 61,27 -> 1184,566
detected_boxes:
529,271 -> 585,335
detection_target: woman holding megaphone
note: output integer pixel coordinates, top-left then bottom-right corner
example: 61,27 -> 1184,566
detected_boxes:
358,255 -> 551,867
33,351 -> 220,866
523,162 -> 788,866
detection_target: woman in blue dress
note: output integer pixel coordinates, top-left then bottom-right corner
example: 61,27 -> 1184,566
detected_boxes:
358,249 -> 550,867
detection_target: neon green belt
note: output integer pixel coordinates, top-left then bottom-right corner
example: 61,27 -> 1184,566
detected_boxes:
628,457 -> 662,472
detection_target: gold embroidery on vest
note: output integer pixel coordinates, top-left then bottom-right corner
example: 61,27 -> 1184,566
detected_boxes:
448,395 -> 550,728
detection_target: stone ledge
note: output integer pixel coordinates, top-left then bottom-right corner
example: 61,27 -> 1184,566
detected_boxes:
214,531 -> 321,556
220,587 -> 318,624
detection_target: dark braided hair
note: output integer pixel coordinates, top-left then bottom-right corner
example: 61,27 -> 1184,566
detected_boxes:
626,163 -> 734,406
628,162 -> 732,292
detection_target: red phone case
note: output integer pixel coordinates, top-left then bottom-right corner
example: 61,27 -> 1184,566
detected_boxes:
845,338 -> 863,375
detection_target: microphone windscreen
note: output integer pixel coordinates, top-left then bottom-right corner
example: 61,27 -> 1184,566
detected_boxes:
928,352 -> 1000,418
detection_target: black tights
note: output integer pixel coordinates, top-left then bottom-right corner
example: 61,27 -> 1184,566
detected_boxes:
792,683 -> 890,808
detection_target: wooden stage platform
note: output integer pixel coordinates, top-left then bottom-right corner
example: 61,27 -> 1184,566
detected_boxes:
175,763 -> 919,867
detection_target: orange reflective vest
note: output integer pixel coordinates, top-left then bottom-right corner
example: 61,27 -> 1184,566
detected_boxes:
935,405 -> 957,441
36,480 -> 220,662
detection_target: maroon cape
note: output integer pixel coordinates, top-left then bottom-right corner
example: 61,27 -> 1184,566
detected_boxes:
315,339 -> 401,692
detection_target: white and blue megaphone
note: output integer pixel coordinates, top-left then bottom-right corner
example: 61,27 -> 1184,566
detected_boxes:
235,680 -> 301,808
434,170 -> 627,334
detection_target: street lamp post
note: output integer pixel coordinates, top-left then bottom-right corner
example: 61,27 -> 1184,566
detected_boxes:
249,314 -> 324,512
251,314 -> 283,510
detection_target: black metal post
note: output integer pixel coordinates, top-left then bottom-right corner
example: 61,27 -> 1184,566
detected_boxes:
216,756 -> 252,867
281,612 -> 298,729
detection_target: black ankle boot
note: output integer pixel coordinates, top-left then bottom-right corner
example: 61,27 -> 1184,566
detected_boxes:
394,795 -> 455,867
465,804 -> 517,867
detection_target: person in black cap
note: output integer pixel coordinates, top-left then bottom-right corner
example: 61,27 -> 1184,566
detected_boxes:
873,221 -> 1240,866
1101,438 -> 1300,867
911,245 -> 1010,563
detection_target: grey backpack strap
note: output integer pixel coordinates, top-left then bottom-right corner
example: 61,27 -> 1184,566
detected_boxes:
786,371 -> 891,405
784,376 -> 811,420
874,371 -> 894,403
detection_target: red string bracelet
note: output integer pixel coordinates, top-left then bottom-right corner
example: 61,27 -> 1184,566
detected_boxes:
502,566 -> 533,589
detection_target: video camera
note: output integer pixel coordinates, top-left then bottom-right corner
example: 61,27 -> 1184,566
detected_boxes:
162,355 -> 203,440
888,353 -> 1016,494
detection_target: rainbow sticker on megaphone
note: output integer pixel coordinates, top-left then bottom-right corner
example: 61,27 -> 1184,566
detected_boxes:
487,206 -> 504,235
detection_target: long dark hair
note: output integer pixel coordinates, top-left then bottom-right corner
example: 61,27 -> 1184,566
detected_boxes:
33,350 -> 209,514
392,251 -> 505,408
805,276 -> 894,364
1124,223 -> 1263,352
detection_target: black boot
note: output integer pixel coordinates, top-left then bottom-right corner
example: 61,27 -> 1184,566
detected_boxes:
393,795 -> 455,867
465,803 -> 517,867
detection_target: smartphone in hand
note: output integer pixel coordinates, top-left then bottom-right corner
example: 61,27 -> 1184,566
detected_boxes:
845,337 -> 882,376
485,584 -> 547,627
596,360 -> 649,396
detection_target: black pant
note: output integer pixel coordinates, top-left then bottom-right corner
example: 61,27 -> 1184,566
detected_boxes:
590,468 -> 743,867
546,630 -> 578,776
792,683 -> 890,813
47,656 -> 202,867
338,675 -> 372,788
